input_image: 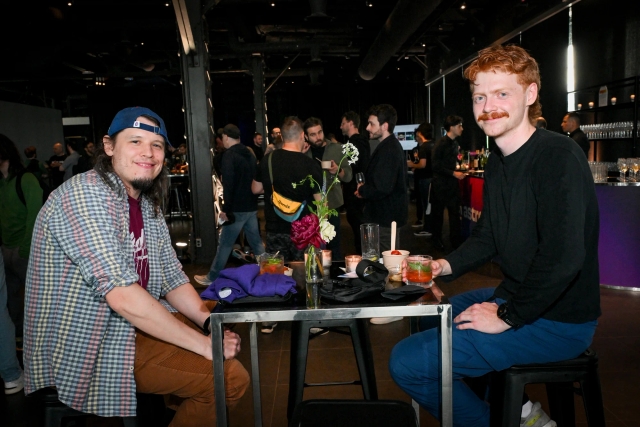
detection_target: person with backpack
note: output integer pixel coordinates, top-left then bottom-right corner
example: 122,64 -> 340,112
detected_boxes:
0,134 -> 43,349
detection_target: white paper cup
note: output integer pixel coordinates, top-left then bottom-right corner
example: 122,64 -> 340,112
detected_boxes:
321,160 -> 332,169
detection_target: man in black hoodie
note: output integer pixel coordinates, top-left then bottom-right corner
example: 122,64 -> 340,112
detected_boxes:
194,124 -> 265,286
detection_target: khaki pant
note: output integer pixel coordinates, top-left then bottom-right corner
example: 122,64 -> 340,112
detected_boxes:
134,301 -> 250,427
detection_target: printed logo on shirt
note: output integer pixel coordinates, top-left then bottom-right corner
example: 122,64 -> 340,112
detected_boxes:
131,229 -> 149,286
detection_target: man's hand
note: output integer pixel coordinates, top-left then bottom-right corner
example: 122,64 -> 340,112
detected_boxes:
223,329 -> 242,360
355,182 -> 363,198
453,302 -> 511,334
328,160 -> 340,175
219,212 -> 228,222
453,171 -> 466,180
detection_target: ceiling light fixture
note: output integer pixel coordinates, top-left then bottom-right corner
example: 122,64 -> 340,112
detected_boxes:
368,3 -> 373,7
422,43 -> 426,47
165,3 -> 170,6
460,2 -> 466,10
271,2 -> 275,6
67,1 -> 72,5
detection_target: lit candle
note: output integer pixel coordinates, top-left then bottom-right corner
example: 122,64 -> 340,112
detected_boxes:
588,102 -> 594,108
631,94 -> 636,102
345,255 -> 362,273
321,250 -> 332,268
577,103 -> 582,110
611,97 -> 617,105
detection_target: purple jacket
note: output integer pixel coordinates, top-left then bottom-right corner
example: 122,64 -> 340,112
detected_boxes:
200,264 -> 297,302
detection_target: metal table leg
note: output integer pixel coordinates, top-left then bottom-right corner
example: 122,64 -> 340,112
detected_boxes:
440,305 -> 453,427
250,323 -> 263,427
211,316 -> 227,427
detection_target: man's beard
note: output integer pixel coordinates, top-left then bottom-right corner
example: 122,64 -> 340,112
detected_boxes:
369,129 -> 382,140
131,178 -> 155,193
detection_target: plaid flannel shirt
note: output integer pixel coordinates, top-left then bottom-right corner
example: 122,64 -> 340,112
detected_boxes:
24,170 -> 188,417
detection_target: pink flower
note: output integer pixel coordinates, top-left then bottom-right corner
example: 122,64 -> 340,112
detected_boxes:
291,214 -> 323,250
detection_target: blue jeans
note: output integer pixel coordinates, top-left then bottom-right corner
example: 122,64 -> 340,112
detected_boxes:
389,287 -> 597,427
207,211 -> 265,281
0,252 -> 22,383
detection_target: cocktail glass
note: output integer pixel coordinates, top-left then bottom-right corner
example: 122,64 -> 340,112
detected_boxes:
405,255 -> 433,287
258,253 -> 285,275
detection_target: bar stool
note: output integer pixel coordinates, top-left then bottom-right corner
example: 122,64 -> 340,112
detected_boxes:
287,318 -> 378,420
289,399 -> 418,427
38,387 -> 138,427
489,348 -> 605,427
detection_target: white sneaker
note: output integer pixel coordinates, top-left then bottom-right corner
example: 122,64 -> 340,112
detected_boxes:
370,317 -> 403,325
4,372 -> 24,395
261,322 -> 278,334
194,274 -> 212,286
520,402 -> 557,427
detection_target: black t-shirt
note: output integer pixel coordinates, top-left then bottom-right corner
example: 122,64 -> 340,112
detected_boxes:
256,149 -> 323,234
310,144 -> 325,162
248,144 -> 264,162
412,141 -> 432,181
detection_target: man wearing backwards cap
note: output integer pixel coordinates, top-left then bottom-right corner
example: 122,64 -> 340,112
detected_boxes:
23,107 -> 249,425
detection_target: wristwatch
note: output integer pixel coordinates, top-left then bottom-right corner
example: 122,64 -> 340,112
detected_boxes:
497,302 -> 519,328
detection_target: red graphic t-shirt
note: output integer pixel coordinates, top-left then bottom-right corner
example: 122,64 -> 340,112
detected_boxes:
128,196 -> 149,289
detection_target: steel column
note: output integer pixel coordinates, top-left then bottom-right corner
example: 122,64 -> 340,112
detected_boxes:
252,56 -> 268,147
179,0 -> 216,263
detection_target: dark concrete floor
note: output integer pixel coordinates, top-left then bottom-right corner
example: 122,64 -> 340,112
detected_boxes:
2,200 -> 638,426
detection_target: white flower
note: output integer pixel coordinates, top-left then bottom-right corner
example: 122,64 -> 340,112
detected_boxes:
342,142 -> 360,165
319,218 -> 336,243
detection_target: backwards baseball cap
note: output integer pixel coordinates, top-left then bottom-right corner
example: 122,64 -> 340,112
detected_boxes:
107,107 -> 172,147
222,124 -> 241,140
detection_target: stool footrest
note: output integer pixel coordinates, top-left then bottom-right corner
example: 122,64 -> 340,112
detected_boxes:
304,380 -> 363,387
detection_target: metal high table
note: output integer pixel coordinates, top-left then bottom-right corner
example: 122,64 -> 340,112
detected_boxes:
209,276 -> 453,427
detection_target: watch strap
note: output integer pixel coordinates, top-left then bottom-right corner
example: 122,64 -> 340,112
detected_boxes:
497,302 -> 519,328
202,317 -> 211,336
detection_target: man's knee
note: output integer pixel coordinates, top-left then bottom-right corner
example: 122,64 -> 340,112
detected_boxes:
224,359 -> 250,406
389,333 -> 438,385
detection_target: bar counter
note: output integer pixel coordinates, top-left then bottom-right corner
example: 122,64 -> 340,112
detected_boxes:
458,174 -> 639,290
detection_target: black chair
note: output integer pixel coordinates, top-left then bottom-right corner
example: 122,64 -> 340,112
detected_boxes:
38,388 -> 138,427
289,399 -> 418,427
287,318 -> 378,420
167,181 -> 187,219
489,348 -> 605,427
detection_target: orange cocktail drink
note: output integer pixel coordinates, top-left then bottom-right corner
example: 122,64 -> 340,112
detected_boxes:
405,255 -> 433,286
258,253 -> 285,275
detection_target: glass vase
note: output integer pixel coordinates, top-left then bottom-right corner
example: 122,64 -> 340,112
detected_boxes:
305,244 -> 323,309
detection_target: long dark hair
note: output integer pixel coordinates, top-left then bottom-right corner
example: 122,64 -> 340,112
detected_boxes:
93,118 -> 169,217
0,134 -> 25,180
